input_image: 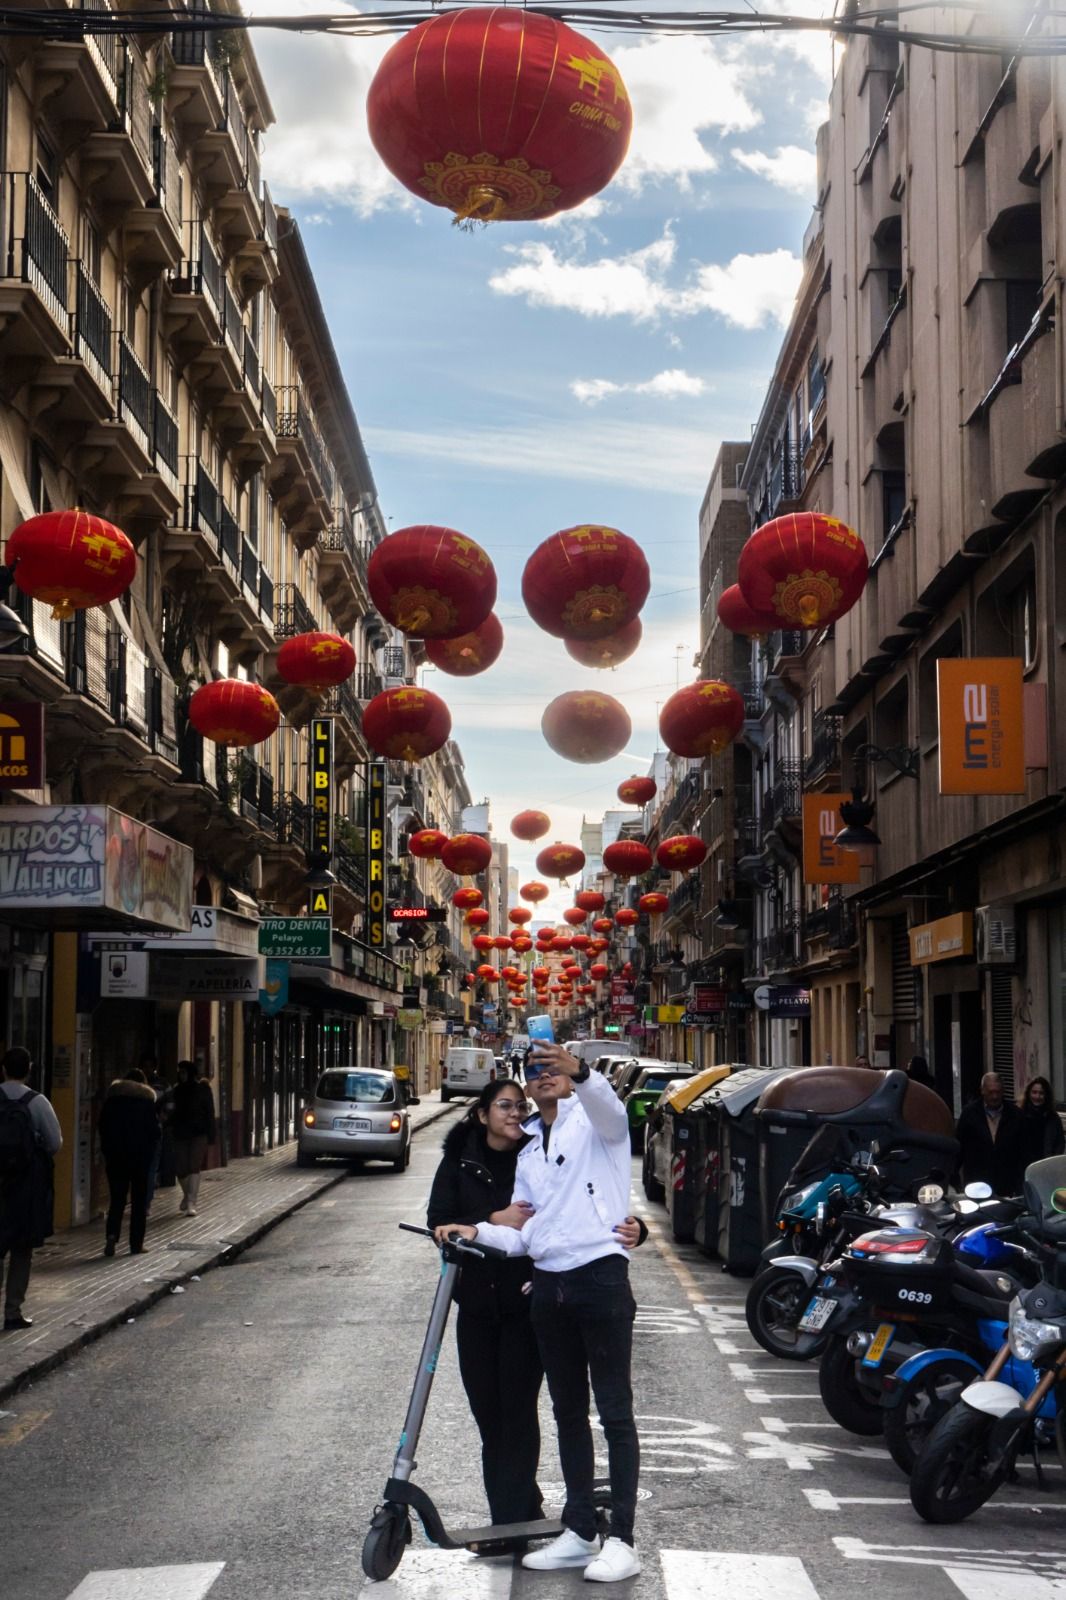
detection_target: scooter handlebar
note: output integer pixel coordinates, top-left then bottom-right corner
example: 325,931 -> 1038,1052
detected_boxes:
398,1221 -> 513,1261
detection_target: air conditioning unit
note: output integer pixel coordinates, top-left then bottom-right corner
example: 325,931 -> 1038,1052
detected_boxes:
975,904 -> 1017,965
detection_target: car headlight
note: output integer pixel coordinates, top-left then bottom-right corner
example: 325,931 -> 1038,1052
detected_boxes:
1008,1295 -> 1062,1362
781,1183 -> 818,1213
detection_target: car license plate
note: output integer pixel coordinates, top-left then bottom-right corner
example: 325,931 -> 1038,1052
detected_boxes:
798,1295 -> 835,1332
861,1322 -> 896,1368
333,1118 -> 371,1133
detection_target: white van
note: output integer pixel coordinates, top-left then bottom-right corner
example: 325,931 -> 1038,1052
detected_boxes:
441,1047 -> 497,1101
564,1038 -> 631,1070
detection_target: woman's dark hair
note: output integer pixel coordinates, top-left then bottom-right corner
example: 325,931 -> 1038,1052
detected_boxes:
176,1059 -> 197,1082
1023,1076 -> 1055,1113
125,1067 -> 148,1084
465,1077 -> 524,1126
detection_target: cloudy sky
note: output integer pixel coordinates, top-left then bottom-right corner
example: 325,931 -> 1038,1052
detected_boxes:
247,3 -> 835,903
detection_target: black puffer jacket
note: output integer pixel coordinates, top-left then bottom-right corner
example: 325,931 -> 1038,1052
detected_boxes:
426,1119 -> 534,1317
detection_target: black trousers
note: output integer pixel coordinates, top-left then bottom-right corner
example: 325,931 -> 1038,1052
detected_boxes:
105,1157 -> 150,1253
531,1255 -> 639,1544
456,1306 -> 544,1527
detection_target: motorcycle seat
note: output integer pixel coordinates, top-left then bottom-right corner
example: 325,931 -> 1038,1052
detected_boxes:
951,1261 -> 1015,1312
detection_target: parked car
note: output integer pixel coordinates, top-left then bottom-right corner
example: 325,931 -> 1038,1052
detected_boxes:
298,1068 -> 411,1171
613,1057 -> 690,1102
563,1039 -> 631,1069
625,1065 -> 696,1152
440,1046 -> 497,1101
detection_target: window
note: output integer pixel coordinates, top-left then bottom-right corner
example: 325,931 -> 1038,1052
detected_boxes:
882,470 -> 906,536
318,1071 -> 394,1104
35,132 -> 58,207
82,216 -> 102,282
918,621 -> 964,745
874,679 -> 910,785
1005,278 -> 1041,350
976,549 -> 1038,671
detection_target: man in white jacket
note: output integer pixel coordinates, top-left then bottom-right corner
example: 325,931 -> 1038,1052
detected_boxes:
437,1041 -> 641,1584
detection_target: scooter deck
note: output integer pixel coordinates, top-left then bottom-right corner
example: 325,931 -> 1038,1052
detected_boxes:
464,1517 -> 566,1553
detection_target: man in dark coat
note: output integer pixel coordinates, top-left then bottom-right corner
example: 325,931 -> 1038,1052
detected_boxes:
99,1068 -> 161,1256
0,1046 -> 62,1330
955,1072 -> 1024,1195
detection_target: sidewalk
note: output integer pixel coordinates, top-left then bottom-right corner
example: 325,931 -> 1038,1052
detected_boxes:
0,1097 -> 458,1401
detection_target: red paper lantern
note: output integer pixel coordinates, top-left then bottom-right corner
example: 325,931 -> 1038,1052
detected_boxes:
570,933 -> 591,951
188,679 -> 280,748
536,843 -> 586,880
574,889 -> 605,913
408,828 -> 448,860
452,886 -> 484,910
563,907 -> 588,927
592,917 -> 613,933
542,691 -> 631,764
523,526 -> 650,640
367,9 -> 631,225
477,966 -> 500,984
550,935 -> 573,952
501,965 -> 521,981
520,880 -> 550,904
512,935 -> 533,952
589,962 -> 609,980
276,631 -> 356,694
494,935 -> 513,951
367,526 -> 496,639
472,933 -> 495,952
564,617 -> 642,670
441,833 -> 493,876
424,613 -> 504,677
617,775 -> 656,806
602,839 -> 652,879
363,686 -> 452,761
656,834 -> 708,872
578,984 -> 594,996
7,509 -> 136,620
511,810 -> 552,842
716,583 -> 780,641
659,681 -> 745,759
639,891 -> 670,916
508,906 -> 533,925
615,908 -> 639,928
589,937 -> 610,954
621,961 -> 635,978
466,908 -> 491,928
737,512 -> 868,629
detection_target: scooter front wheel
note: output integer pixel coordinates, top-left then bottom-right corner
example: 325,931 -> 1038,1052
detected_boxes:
910,1402 -> 1009,1523
883,1357 -> 975,1476
745,1266 -> 827,1361
362,1504 -> 412,1580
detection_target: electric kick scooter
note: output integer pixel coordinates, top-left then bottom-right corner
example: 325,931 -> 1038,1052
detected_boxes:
362,1224 -> 610,1580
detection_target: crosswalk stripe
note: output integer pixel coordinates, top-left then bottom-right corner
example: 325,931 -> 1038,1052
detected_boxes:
944,1570 -> 1066,1599
360,1547 -> 512,1597
661,1550 -> 822,1598
65,1564 -> 225,1600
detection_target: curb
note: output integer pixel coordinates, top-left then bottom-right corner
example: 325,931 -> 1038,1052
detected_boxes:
0,1099 -> 459,1404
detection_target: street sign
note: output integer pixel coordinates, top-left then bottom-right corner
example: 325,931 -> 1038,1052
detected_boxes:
937,657 -> 1025,795
0,701 -> 44,790
309,887 -> 333,918
366,761 -> 387,948
100,950 -> 149,997
258,916 -> 332,959
310,717 -> 335,858
755,984 -> 811,1017
388,906 -> 447,923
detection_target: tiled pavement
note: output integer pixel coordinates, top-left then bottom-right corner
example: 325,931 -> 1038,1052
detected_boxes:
0,1097 -> 457,1400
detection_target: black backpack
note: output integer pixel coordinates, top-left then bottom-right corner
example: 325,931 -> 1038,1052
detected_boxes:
0,1089 -> 38,1187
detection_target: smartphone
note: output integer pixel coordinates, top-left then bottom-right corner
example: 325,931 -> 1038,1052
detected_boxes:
524,1014 -> 555,1079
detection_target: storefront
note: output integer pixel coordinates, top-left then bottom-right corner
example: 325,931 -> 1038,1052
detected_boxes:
910,912 -> 981,1116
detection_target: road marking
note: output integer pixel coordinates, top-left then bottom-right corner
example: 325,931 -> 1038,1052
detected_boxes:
361,1546 -> 512,1598
944,1573 -> 1066,1599
836,1537 -> 1066,1580
744,1424 -> 889,1471
759,1417 -> 840,1431
0,1408 -> 51,1448
805,1488 -> 908,1510
661,1550 -> 822,1598
714,1339 -> 762,1355
744,1389 -> 824,1404
729,1363 -> 818,1382
65,1565 -> 225,1600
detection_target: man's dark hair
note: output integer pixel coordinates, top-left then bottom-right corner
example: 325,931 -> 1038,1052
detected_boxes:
2,1046 -> 32,1079
126,1067 -> 148,1084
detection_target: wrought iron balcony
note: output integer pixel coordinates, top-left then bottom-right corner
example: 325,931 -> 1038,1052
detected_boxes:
768,449 -> 804,517
275,387 -> 334,504
667,874 -> 701,917
274,791 -> 310,852
117,333 -> 152,449
153,392 -> 179,479
804,904 -> 831,941
804,710 -> 842,786
261,374 -> 276,434
356,663 -> 384,702
759,913 -> 802,971
2,172 -> 69,328
240,761 -> 276,834
273,582 -> 318,639
72,261 -> 111,384
828,895 -> 858,951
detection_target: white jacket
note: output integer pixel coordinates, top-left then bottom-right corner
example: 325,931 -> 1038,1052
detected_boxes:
474,1069 -> 632,1273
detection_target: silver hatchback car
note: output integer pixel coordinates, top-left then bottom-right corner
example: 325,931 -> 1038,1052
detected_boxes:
297,1068 -> 411,1171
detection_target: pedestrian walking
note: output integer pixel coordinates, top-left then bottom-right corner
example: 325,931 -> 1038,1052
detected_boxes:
436,1040 -> 643,1583
0,1045 -> 62,1331
170,1060 -> 217,1217
906,1054 -> 934,1090
1019,1075 -> 1065,1172
955,1072 -> 1024,1195
99,1068 -> 161,1256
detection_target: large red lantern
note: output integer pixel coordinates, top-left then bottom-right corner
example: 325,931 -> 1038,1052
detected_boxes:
536,843 -> 586,881
656,834 -> 707,872
441,833 -> 493,876
550,935 -> 573,952
188,679 -> 280,748
589,962 -> 610,980
574,889 -> 605,913
520,880 -> 550,904
363,686 -> 451,761
7,509 -> 136,620
589,937 -> 610,954
494,935 -> 513,951
602,840 -> 652,879
509,906 -> 533,926
408,828 -> 447,860
276,631 -> 356,694
366,9 -> 631,225
511,810 -> 551,842
472,933 -> 494,953
639,892 -> 670,916
617,775 -> 656,806
615,908 -> 639,929
466,908 -> 491,928
570,933 -> 591,951
452,886 -> 484,910
512,935 -> 533,952
367,526 -> 496,639
424,613 -> 504,677
659,681 -> 745,759
523,526 -> 650,640
477,965 -> 500,982
564,618 -> 642,670
542,691 -> 631,764
716,584 -> 780,641
563,907 -> 588,927
592,916 -> 613,933
737,512 -> 868,629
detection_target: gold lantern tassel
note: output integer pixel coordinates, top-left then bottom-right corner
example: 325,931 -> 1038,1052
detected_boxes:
452,186 -> 508,231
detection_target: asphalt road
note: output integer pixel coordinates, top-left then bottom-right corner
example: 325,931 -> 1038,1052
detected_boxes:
6,1104 -> 1066,1600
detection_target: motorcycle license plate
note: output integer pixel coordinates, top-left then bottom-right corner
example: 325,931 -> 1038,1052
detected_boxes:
798,1295 -> 835,1332
861,1323 -> 896,1368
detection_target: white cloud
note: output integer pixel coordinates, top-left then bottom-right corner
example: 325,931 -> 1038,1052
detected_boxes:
489,231 -> 802,331
610,37 -> 762,190
570,368 -> 706,406
732,144 -> 818,195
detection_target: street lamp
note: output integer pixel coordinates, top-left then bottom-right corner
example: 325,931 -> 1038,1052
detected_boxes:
0,561 -> 29,651
853,741 -> 920,781
714,898 -> 741,931
833,789 -> 881,851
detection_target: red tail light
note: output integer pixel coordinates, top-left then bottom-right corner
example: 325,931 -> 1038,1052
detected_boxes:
852,1233 -> 930,1256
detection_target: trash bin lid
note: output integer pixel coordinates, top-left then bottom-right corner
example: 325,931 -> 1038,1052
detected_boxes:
662,1065 -> 731,1114
692,1066 -> 796,1118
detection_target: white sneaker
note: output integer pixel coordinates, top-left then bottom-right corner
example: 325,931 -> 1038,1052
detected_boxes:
186,1205 -> 198,1217
584,1538 -> 641,1583
522,1529 -> 602,1570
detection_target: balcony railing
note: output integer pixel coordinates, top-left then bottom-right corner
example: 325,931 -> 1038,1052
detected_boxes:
770,761 -> 801,825
185,459 -> 221,538
276,387 -> 334,503
828,895 -> 858,951
152,125 -> 182,231
149,667 -> 180,764
735,674 -> 764,719
324,676 -> 360,728
240,761 -> 276,834
262,184 -> 278,253
72,261 -> 111,384
222,278 -> 242,362
243,333 -> 260,395
273,582 -> 318,639
760,914 -> 802,971
240,536 -> 259,598
323,511 -> 364,568
220,503 -> 240,572
356,663 -> 384,702
336,839 -> 367,897
170,27 -> 224,104
109,630 -> 150,738
261,374 -> 276,434
766,630 -> 806,665
804,904 -> 831,941
153,392 -> 179,477
667,874 -> 701,917
768,449 -> 804,517
804,710 -> 841,786
2,172 -> 69,326
65,608 -> 111,706
258,566 -> 273,619
275,791 -> 310,852
117,334 -> 152,446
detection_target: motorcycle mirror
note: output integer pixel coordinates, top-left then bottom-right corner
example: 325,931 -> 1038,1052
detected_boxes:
964,1181 -> 994,1201
956,1198 -> 979,1215
917,1182 -> 945,1204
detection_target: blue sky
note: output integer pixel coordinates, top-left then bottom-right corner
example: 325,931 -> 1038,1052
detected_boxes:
247,5 -> 835,901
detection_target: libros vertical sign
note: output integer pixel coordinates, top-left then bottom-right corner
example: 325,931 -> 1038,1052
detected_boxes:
366,760 -> 387,948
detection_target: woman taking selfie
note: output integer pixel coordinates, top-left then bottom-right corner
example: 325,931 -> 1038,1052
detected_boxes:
427,1077 -> 644,1542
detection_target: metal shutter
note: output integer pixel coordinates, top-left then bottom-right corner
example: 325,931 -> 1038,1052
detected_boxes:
989,969 -> 1015,1099
891,916 -> 919,1022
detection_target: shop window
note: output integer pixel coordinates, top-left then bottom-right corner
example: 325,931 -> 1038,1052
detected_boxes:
918,620 -> 964,747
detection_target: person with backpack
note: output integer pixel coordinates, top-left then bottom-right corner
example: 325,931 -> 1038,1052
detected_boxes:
0,1045 -> 62,1331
